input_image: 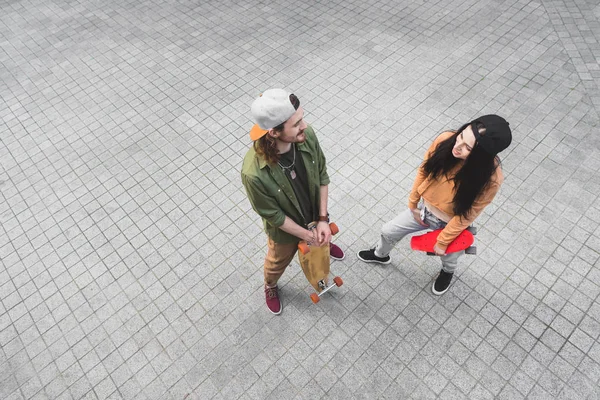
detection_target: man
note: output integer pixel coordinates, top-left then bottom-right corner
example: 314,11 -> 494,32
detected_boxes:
241,89 -> 344,314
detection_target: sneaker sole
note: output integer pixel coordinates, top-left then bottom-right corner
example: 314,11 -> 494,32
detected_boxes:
356,251 -> 391,265
330,254 -> 346,261
431,280 -> 450,296
267,304 -> 282,315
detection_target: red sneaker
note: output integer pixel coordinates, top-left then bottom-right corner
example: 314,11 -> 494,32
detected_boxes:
265,286 -> 282,315
330,243 -> 345,260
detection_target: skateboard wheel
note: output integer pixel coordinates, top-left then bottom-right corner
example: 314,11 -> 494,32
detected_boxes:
333,276 -> 343,287
310,293 -> 320,304
467,226 -> 478,235
465,246 -> 477,255
298,242 -> 310,255
329,222 -> 339,235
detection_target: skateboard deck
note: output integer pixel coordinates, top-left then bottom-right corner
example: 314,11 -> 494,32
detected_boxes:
297,222 -> 343,303
410,228 -> 475,255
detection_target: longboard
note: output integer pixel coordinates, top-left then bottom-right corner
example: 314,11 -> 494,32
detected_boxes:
297,222 -> 343,303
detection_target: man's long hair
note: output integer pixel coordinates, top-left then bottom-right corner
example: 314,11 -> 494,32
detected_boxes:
254,134 -> 280,165
254,94 -> 300,165
422,123 -> 499,219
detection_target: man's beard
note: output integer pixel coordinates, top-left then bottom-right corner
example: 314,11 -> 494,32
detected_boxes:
279,130 -> 306,143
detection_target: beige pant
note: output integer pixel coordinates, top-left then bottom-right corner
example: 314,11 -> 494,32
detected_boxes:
264,236 -> 299,287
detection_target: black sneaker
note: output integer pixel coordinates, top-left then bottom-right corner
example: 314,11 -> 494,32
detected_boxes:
357,248 -> 391,264
432,270 -> 453,295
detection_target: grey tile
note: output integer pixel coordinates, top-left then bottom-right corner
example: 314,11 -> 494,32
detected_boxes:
3,0 -> 600,399
568,327 -> 595,353
468,383 -> 494,400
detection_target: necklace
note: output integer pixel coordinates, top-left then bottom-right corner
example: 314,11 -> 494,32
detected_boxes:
278,143 -> 296,180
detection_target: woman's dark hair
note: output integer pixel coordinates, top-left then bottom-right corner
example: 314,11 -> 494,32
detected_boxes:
422,123 -> 499,219
254,94 -> 300,164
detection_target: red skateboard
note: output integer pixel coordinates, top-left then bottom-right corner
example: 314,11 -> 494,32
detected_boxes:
411,227 -> 477,255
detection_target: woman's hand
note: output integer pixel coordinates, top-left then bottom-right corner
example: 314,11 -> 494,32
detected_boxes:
316,221 -> 332,245
433,243 -> 446,256
411,208 -> 428,227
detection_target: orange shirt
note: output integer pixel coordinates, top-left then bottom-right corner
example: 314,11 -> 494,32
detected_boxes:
408,131 -> 504,250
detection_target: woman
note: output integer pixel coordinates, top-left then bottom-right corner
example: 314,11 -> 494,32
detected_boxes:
358,115 -> 512,295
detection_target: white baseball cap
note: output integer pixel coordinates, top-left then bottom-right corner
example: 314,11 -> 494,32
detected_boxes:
249,88 -> 297,140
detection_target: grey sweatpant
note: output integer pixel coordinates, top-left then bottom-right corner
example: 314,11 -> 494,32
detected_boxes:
375,207 -> 464,273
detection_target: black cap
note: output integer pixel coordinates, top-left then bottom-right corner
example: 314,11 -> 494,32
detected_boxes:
470,115 -> 512,155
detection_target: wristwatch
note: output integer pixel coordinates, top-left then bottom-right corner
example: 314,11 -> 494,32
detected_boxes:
318,213 -> 329,222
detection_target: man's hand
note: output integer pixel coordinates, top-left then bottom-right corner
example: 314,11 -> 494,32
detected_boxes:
304,229 -> 317,244
433,243 -> 446,256
316,221 -> 332,245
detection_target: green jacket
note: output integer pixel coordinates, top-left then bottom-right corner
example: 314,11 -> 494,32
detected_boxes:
241,126 -> 330,244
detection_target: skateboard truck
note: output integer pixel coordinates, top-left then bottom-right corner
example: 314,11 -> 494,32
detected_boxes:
297,222 -> 344,304
411,226 -> 477,256
310,276 -> 344,304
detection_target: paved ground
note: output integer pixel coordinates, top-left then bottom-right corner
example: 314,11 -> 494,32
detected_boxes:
1,0 -> 600,398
